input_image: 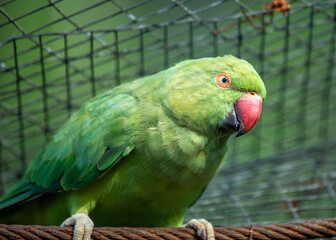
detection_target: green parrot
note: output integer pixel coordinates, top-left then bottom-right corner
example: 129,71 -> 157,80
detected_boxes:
0,55 -> 266,240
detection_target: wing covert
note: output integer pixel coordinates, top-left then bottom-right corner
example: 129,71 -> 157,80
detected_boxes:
0,92 -> 137,210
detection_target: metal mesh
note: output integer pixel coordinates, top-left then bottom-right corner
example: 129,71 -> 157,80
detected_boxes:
0,0 -> 335,227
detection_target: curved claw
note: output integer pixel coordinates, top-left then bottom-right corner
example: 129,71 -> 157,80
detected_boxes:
61,213 -> 94,240
183,218 -> 215,240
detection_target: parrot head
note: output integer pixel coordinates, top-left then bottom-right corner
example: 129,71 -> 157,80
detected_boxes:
163,55 -> 266,137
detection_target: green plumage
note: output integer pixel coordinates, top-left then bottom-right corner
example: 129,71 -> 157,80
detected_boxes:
0,55 -> 266,227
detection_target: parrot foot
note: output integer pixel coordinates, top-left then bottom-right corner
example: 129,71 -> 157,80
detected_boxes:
61,212 -> 94,240
183,219 -> 215,240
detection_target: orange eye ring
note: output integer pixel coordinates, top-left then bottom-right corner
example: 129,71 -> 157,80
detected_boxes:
216,73 -> 231,88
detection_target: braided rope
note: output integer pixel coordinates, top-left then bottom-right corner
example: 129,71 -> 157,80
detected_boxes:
0,219 -> 336,240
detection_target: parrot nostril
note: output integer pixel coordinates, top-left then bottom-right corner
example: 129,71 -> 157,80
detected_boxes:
249,92 -> 256,96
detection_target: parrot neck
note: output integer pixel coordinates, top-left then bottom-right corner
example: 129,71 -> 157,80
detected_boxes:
124,72 -> 231,183
131,101 -> 230,185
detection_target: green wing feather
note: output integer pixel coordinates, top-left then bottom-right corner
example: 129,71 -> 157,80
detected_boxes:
0,91 -> 137,210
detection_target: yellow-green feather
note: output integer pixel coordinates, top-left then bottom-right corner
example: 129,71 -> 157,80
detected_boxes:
0,55 -> 266,227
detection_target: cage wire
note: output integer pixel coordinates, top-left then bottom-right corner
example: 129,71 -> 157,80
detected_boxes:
0,0 -> 335,228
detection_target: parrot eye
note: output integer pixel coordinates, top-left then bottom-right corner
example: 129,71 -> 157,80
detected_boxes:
216,73 -> 231,88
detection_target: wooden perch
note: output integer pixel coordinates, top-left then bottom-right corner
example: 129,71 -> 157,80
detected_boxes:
1,218 -> 336,240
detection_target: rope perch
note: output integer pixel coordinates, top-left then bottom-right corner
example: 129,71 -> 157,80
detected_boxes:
1,218 -> 336,240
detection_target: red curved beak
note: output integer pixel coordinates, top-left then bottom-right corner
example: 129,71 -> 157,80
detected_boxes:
235,92 -> 262,137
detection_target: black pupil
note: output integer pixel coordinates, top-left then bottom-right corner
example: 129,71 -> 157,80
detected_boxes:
221,76 -> 228,84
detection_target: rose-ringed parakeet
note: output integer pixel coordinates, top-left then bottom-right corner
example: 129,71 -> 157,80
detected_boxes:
0,55 -> 266,240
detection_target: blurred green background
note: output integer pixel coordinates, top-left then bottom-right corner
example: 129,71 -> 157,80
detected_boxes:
0,0 -> 335,226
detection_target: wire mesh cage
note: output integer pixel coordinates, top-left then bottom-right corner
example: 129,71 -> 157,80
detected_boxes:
0,0 -> 335,228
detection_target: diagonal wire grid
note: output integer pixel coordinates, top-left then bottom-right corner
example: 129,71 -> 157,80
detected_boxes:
0,0 -> 335,228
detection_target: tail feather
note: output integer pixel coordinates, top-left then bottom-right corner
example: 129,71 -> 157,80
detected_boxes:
0,181 -> 35,212
0,181 -> 61,213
